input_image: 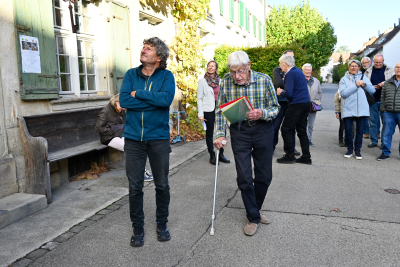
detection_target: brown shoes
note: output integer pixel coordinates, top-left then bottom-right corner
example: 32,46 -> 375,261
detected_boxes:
260,214 -> 270,224
363,133 -> 370,139
244,222 -> 258,236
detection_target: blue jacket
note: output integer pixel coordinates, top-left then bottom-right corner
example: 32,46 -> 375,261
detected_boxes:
339,71 -> 375,119
281,66 -> 310,105
119,66 -> 175,141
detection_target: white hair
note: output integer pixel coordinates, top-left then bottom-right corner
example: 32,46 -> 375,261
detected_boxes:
373,53 -> 384,61
361,57 -> 371,63
302,63 -> 312,70
279,54 -> 295,67
227,51 -> 250,69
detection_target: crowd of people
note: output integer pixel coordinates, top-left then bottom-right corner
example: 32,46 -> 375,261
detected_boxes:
335,54 -> 400,161
94,36 -> 400,246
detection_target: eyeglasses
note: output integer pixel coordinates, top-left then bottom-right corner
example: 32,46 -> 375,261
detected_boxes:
230,65 -> 248,76
395,67 -> 400,69
350,65 -> 360,68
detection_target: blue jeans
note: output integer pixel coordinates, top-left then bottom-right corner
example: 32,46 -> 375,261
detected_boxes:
364,118 -> 370,134
273,101 -> 296,150
382,112 -> 400,157
344,117 -> 367,152
369,102 -> 384,144
125,138 -> 171,227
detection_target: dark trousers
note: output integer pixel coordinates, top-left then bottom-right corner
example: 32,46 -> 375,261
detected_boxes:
273,101 -> 296,150
230,120 -> 273,224
338,113 -> 345,142
125,138 -> 171,227
281,102 -> 310,156
204,110 -> 224,155
344,117 -> 366,152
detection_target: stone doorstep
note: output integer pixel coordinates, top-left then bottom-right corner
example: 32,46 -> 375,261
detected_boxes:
0,193 -> 47,230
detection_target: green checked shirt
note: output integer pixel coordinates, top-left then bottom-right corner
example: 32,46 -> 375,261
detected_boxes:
215,70 -> 280,138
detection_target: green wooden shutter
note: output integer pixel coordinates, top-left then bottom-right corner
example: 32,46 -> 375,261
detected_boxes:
264,25 -> 266,43
245,8 -> 248,31
111,2 -> 131,94
14,0 -> 59,100
258,21 -> 261,40
253,16 -> 256,37
239,2 -> 244,27
220,0 -> 224,15
229,0 -> 234,22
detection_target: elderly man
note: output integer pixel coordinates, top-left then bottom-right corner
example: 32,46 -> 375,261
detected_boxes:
361,57 -> 372,138
302,63 -> 322,147
364,54 -> 394,148
377,62 -> 400,160
272,50 -> 298,154
276,54 -> 311,164
214,51 -> 279,236
120,37 -> 175,247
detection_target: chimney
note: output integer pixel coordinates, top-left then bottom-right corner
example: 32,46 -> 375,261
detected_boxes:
378,30 -> 380,36
398,18 -> 400,26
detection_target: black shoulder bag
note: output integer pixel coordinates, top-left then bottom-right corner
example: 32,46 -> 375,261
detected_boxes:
360,74 -> 376,106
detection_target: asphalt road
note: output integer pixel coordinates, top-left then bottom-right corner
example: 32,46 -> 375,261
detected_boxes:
18,83 -> 400,267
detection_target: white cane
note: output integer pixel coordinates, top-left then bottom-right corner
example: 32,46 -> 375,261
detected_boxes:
210,140 -> 226,236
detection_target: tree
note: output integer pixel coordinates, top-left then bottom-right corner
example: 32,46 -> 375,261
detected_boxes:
336,45 -> 351,53
266,0 -> 337,72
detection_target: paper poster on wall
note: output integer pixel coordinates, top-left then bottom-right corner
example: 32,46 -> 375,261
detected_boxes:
20,35 -> 41,73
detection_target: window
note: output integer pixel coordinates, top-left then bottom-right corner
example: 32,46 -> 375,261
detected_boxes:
55,36 -> 71,92
52,0 -> 98,96
77,40 -> 96,91
74,0 -> 92,34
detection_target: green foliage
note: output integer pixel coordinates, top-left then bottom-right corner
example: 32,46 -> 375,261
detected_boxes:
214,43 -> 310,78
336,45 -> 351,53
168,0 -> 211,111
266,0 -> 337,73
332,58 -> 349,83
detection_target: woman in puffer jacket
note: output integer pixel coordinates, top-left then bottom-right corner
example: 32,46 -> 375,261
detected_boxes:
339,59 -> 375,160
95,94 -> 153,181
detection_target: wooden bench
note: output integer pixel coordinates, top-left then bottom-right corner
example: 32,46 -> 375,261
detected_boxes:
18,108 -> 108,204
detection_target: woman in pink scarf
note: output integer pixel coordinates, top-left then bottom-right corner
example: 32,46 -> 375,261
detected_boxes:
197,61 -> 230,165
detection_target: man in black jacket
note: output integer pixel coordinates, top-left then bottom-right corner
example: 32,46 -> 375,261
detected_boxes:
272,50 -> 298,154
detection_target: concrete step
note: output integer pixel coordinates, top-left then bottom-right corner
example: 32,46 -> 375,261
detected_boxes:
0,193 -> 47,229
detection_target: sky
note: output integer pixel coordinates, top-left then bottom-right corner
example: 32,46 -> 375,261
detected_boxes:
267,0 -> 400,52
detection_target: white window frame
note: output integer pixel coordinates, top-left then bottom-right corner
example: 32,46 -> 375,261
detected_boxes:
52,0 -> 98,97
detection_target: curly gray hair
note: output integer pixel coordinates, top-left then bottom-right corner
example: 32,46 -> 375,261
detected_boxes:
143,37 -> 169,69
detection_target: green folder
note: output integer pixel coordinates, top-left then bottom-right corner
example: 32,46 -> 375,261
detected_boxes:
221,97 -> 252,124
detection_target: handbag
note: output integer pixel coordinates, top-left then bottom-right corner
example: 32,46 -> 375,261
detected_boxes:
311,101 -> 323,112
360,74 -> 376,106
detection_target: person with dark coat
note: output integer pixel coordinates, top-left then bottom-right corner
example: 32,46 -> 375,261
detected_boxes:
272,50 -> 298,154
95,94 -> 153,179
276,54 -> 312,164
377,62 -> 400,160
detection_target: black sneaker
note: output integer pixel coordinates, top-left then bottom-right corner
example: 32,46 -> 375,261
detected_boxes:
130,226 -> 144,247
277,154 -> 296,164
355,151 -> 362,160
344,150 -> 353,158
376,154 -> 389,161
296,156 -> 312,165
156,222 -> 171,242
